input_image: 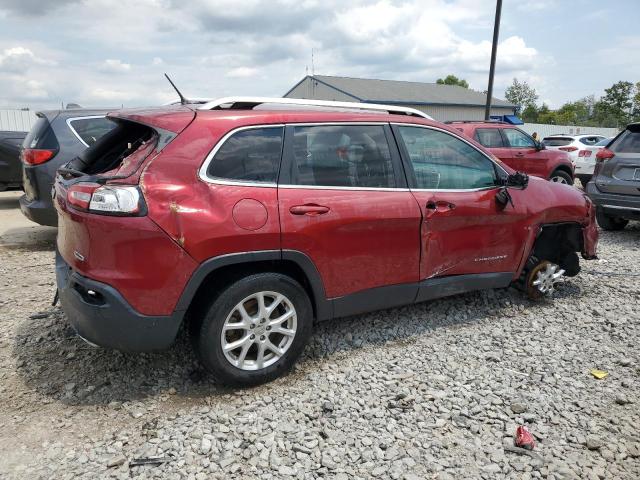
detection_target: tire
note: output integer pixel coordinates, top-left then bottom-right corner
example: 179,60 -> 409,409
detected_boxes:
550,170 -> 574,185
596,209 -> 628,231
194,272 -> 313,386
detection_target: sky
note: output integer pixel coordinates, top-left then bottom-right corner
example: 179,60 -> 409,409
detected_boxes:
0,0 -> 638,110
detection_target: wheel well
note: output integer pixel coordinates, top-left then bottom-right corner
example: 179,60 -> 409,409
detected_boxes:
530,223 -> 583,276
550,165 -> 573,178
184,260 -> 317,329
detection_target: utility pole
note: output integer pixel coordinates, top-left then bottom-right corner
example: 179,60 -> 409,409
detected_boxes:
484,0 -> 502,120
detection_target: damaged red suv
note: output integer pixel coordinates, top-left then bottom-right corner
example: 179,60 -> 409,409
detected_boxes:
54,98 -> 598,385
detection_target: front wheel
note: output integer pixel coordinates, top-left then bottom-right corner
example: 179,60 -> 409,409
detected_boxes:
596,209 -> 628,231
550,170 -> 574,185
194,273 -> 313,386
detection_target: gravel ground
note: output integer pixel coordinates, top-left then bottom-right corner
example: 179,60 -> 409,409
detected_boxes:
1,192 -> 639,479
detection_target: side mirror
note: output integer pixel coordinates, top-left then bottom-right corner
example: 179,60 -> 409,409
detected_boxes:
506,171 -> 529,189
535,141 -> 545,151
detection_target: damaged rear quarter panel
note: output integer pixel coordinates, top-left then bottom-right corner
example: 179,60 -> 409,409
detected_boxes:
142,119 -> 281,263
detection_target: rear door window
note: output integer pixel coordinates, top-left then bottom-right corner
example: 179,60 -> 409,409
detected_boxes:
475,128 -> 505,148
68,116 -> 117,147
502,129 -> 536,148
396,126 -> 498,190
206,127 -> 284,183
289,125 -> 396,188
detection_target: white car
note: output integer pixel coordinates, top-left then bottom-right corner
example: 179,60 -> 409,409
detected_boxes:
542,134 -> 608,184
579,137 -> 613,184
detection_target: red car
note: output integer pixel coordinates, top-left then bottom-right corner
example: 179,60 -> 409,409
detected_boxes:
450,121 -> 575,185
54,98 -> 597,385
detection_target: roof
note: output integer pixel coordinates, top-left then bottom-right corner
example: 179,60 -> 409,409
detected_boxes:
285,75 -> 516,109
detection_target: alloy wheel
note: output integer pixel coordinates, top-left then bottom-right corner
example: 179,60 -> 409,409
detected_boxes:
550,175 -> 568,184
220,291 -> 297,370
527,261 -> 565,298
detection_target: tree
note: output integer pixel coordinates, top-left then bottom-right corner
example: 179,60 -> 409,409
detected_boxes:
632,82 -> 640,122
521,104 -> 539,123
504,78 -> 538,111
594,80 -> 634,127
436,74 -> 469,88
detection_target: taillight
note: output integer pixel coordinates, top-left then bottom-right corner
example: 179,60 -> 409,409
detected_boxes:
67,182 -> 100,210
559,146 -> 578,152
66,183 -> 145,215
595,148 -> 615,162
578,150 -> 591,157
21,148 -> 57,165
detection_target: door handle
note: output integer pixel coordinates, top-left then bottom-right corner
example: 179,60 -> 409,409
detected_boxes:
515,152 -> 525,157
426,200 -> 455,213
289,204 -> 330,216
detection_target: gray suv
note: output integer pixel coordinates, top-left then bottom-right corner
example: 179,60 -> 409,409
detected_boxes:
587,123 -> 640,230
20,109 -> 115,226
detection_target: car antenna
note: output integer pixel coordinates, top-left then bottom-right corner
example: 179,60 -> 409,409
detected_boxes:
164,73 -> 187,105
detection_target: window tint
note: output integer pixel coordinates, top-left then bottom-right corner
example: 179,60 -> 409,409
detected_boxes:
542,137 -> 573,146
208,127 -> 283,183
69,117 -> 117,147
611,130 -> 640,153
475,128 -> 504,148
595,138 -> 611,147
502,129 -> 535,148
291,125 -> 395,188
397,126 -> 497,190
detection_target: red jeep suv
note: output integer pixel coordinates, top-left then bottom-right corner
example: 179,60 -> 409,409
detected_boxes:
450,121 -> 575,185
54,98 -> 598,385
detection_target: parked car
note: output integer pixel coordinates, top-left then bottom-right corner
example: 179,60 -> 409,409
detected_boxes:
586,123 -> 640,230
0,130 -> 27,191
574,137 -> 613,185
542,134 -> 608,185
20,109 -> 116,226
449,121 -> 575,184
53,98 -> 598,386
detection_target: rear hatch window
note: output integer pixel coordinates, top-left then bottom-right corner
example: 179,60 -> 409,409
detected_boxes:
65,119 -> 159,178
542,137 -> 573,147
610,126 -> 640,153
67,116 -> 117,147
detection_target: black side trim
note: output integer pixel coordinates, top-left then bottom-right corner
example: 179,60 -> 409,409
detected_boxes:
329,272 -> 513,320
416,272 -> 512,302
332,283 -> 419,319
173,250 -> 281,313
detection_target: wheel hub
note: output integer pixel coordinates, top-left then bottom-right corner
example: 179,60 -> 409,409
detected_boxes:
527,261 -> 565,298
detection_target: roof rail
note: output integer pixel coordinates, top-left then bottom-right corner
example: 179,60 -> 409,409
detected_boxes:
444,120 -> 507,124
196,96 -> 434,120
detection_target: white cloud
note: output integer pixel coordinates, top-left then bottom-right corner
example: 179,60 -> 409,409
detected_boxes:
0,0 -> 545,108
99,58 -> 131,73
225,67 -> 258,78
0,46 -> 55,72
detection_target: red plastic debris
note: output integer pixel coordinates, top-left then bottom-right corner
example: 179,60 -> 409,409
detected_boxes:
515,425 -> 535,450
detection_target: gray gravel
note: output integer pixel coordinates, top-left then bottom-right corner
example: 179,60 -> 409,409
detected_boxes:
1,209 -> 639,479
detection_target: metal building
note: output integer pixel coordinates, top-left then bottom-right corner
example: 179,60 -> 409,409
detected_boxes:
0,109 -> 37,132
284,75 -> 517,122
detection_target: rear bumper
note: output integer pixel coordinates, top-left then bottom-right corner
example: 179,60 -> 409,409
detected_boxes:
586,182 -> 640,219
20,194 -> 58,226
55,250 -> 182,351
